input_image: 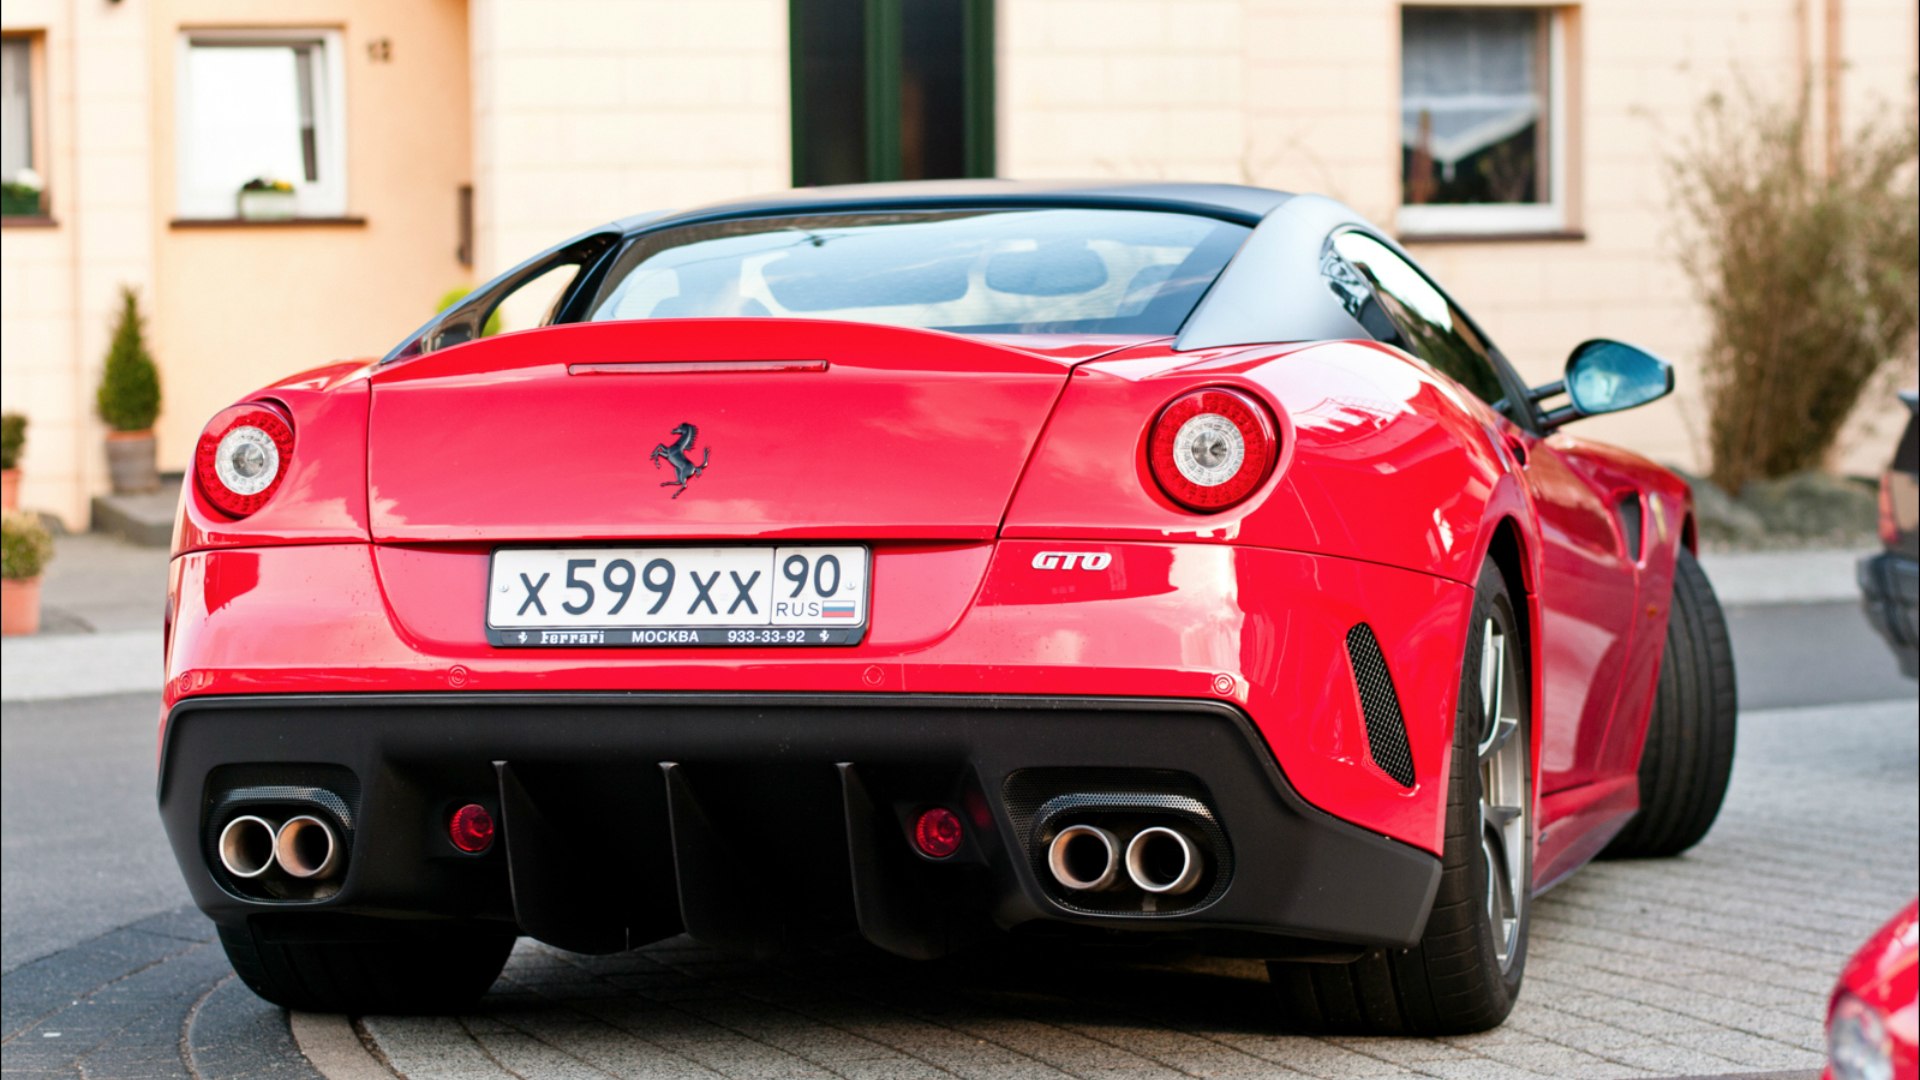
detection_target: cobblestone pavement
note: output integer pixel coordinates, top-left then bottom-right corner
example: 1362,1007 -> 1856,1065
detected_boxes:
354,698 -> 1918,1080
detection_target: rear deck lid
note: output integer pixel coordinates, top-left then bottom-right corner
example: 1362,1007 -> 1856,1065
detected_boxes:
366,319 -> 1092,542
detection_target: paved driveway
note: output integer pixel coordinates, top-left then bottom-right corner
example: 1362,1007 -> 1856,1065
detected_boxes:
4,541 -> 1912,1079
352,698 -> 1916,1080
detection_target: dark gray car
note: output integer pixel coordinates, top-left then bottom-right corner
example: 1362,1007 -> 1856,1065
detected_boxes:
1859,390 -> 1919,677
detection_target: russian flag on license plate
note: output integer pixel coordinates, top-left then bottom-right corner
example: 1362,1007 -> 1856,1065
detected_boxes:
822,602 -> 857,619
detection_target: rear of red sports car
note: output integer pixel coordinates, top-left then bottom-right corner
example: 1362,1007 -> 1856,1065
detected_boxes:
159,185 -> 1711,1031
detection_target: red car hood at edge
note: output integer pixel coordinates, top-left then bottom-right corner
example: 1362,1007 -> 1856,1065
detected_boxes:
1829,899 -> 1920,1080
365,319 -> 1154,544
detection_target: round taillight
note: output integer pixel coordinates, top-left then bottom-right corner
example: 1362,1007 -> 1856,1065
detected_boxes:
912,806 -> 964,859
448,803 -> 495,853
1148,388 -> 1278,512
195,403 -> 293,517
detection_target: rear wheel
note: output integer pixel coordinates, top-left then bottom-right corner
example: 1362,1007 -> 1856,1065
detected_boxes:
1601,547 -> 1737,858
1269,559 -> 1530,1034
219,920 -> 515,1014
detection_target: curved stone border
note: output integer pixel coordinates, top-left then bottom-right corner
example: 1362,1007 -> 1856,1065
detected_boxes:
291,1012 -> 396,1079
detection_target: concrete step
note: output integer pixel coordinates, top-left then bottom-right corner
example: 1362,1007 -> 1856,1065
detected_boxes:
89,475 -> 181,548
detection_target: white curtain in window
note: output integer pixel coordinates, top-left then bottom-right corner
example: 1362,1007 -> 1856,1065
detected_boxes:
1,39 -> 31,183
182,44 -> 310,200
1400,9 -> 1540,176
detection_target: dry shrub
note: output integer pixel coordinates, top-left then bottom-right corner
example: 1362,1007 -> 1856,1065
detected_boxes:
1671,88 -> 1918,493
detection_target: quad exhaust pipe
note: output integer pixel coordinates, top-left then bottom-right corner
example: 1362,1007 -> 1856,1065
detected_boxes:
1047,825 -> 1121,891
218,815 -> 279,879
215,812 -> 342,881
1046,822 -> 1204,897
1124,826 -> 1202,895
275,815 -> 341,879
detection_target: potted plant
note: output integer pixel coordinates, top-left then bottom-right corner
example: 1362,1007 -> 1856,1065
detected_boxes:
1,167 -> 43,217
236,177 -> 296,221
1,509 -> 53,636
96,286 -> 163,494
1,413 -> 24,510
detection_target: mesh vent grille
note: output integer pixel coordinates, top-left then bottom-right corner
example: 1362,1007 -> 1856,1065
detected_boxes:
1346,624 -> 1416,787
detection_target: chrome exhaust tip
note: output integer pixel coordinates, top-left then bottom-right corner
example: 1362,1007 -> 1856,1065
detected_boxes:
275,815 -> 341,880
218,815 -> 280,879
1125,826 -> 1202,895
1046,824 -> 1120,891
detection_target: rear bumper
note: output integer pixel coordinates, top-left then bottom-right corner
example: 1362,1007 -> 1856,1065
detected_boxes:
165,540 -> 1476,854
159,693 -> 1441,958
1858,552 -> 1919,677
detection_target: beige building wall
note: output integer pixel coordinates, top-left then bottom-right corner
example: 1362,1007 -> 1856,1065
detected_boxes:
2,0 -> 154,528
147,0 -> 474,477
2,0 -> 471,527
5,0 -> 1916,527
1000,0 -> 1920,476
468,0 -> 790,315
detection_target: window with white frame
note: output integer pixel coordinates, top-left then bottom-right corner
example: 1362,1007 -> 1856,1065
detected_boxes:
1398,7 -> 1567,236
2,35 -> 44,216
176,31 -> 346,219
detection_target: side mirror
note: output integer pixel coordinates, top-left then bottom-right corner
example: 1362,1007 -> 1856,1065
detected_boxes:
1531,339 -> 1674,429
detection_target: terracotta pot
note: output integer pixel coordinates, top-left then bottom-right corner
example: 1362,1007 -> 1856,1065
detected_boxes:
0,468 -> 17,510
106,430 -> 159,494
1,576 -> 40,636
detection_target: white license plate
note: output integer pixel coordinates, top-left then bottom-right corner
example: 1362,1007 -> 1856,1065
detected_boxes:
486,545 -> 868,647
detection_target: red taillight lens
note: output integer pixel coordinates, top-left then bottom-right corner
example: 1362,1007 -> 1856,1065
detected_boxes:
448,803 -> 495,853
1148,388 -> 1278,512
194,402 -> 293,518
912,806 -> 964,859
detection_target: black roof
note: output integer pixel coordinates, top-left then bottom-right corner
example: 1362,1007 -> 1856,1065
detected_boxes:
618,180 -> 1296,232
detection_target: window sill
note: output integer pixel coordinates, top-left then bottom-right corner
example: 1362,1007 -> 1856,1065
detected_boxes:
1398,229 -> 1587,246
1,214 -> 58,228
170,215 -> 367,229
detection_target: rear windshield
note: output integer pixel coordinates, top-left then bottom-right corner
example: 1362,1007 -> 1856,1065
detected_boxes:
584,208 -> 1250,336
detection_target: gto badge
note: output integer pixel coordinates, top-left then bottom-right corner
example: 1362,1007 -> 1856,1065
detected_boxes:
1031,551 -> 1112,571
649,421 -> 710,499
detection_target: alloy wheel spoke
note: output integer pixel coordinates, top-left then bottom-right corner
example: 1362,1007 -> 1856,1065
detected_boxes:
1478,622 -> 1504,738
1479,715 -> 1519,763
1474,610 -> 1526,974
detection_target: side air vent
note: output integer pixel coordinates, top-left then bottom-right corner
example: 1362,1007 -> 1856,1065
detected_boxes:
1345,624 -> 1416,787
1616,494 -> 1644,560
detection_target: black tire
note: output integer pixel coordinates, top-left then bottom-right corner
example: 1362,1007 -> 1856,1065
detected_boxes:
1601,547 -> 1737,858
1269,559 -> 1531,1035
219,919 -> 515,1014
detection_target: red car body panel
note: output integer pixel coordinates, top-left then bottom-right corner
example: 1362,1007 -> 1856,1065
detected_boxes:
1827,900 -> 1920,1080
364,320 -> 1086,543
165,321 -> 1692,875
156,186 -> 1731,1007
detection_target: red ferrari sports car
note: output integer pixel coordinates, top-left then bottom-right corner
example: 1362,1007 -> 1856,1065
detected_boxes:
1827,900 -> 1919,1080
159,181 -> 1738,1033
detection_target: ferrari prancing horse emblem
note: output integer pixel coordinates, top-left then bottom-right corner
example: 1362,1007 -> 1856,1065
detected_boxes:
650,422 -> 711,499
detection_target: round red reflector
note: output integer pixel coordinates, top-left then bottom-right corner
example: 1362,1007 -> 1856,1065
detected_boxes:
912,806 -> 964,859
194,402 -> 294,518
448,803 -> 495,853
1148,387 -> 1278,512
